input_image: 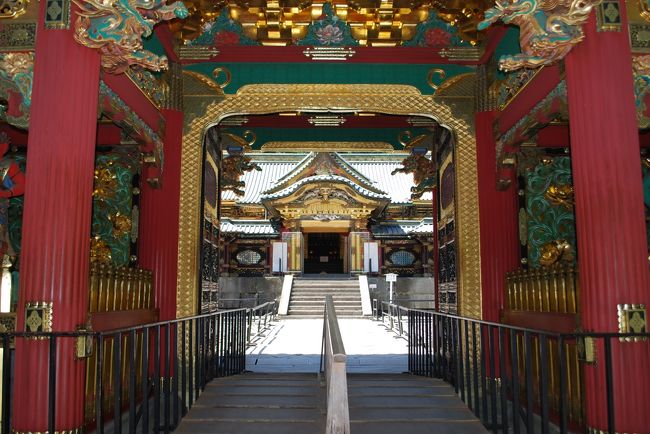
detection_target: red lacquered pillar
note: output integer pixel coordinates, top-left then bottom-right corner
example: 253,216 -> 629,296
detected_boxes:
476,111 -> 519,322
565,7 -> 650,432
12,4 -> 100,433
138,109 -> 183,321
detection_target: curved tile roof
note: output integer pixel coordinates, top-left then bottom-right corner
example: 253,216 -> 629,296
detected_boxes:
260,174 -> 390,201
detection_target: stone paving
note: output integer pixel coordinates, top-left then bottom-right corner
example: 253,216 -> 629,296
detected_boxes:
246,317 -> 408,373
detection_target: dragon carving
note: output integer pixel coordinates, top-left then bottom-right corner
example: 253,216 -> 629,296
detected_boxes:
477,0 -> 602,71
221,155 -> 261,196
73,0 -> 189,74
392,154 -> 437,199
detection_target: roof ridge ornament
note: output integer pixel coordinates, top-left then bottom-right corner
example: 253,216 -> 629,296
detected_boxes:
477,0 -> 603,71
73,0 -> 189,74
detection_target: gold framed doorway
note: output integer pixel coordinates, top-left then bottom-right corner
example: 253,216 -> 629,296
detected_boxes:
176,79 -> 482,319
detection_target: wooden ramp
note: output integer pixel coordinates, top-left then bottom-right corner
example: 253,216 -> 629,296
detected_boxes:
174,372 -> 488,434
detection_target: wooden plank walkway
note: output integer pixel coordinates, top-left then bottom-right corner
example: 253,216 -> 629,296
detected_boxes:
175,318 -> 488,434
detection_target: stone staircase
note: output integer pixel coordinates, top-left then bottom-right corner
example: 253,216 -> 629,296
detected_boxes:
175,373 -> 324,434
287,277 -> 363,318
348,374 -> 487,434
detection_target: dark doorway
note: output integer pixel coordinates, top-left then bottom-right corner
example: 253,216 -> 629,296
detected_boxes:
304,233 -> 343,274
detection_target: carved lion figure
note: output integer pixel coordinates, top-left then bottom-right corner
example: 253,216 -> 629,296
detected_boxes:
221,155 -> 261,196
74,0 -> 189,73
477,0 -> 601,71
392,154 -> 437,199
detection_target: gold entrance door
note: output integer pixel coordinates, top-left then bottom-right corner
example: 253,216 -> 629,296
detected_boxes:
304,233 -> 345,274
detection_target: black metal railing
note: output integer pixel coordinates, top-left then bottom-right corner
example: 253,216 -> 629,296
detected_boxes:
246,300 -> 277,344
376,300 -> 650,434
0,307 -> 249,434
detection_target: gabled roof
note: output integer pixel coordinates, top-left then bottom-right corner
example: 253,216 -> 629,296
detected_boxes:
260,174 -> 390,201
263,152 -> 385,197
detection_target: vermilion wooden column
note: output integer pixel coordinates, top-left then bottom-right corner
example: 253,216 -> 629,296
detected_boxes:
12,4 -> 100,433
476,111 -> 519,322
565,7 -> 650,432
138,109 -> 183,321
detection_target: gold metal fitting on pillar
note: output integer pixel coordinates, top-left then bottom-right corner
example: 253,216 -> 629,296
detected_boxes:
577,335 -> 597,365
617,304 -> 647,342
74,322 -> 94,359
24,301 -> 53,338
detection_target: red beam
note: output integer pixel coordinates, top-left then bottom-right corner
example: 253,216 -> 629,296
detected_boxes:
536,125 -> 570,148
155,25 -> 180,64
501,310 -> 578,333
497,65 -> 563,134
102,72 -> 165,135
89,308 -> 159,331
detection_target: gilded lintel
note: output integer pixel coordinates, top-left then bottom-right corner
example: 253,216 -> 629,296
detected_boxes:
617,303 -> 648,341
261,141 -> 395,152
0,22 -> 36,51
177,82 -> 480,319
24,301 -> 53,335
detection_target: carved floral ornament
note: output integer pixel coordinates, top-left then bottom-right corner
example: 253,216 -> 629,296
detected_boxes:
72,0 -> 189,74
478,0 -> 603,71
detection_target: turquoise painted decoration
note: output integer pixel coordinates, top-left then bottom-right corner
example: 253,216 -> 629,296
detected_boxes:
477,0 -> 601,71
295,2 -> 358,47
642,160 -> 650,249
191,8 -> 259,46
0,53 -> 34,129
525,157 -> 576,268
7,154 -> 25,255
74,0 -> 189,73
92,153 -> 137,266
404,10 -> 469,47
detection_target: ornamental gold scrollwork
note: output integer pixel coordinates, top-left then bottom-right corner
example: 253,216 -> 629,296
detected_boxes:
0,0 -> 28,18
478,0 -> 603,71
72,0 -> 188,73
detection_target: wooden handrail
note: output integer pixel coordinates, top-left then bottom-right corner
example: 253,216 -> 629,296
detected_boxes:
322,295 -> 350,434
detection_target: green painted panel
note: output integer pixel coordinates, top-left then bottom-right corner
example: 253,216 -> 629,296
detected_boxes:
225,127 -> 431,150
7,153 -> 25,255
92,153 -> 136,266
185,62 -> 474,95
525,157 -> 576,268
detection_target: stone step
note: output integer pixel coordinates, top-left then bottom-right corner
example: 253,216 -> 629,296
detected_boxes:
290,295 -> 361,301
289,300 -> 361,306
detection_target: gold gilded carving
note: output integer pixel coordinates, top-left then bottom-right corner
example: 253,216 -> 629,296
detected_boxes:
90,236 -> 112,263
0,0 -> 29,18
261,141 -> 395,152
545,183 -> 574,208
539,239 -> 574,266
617,303 -> 647,342
177,81 -> 481,319
478,0 -> 604,71
109,212 -> 132,238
